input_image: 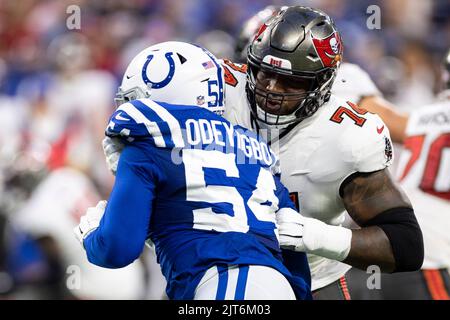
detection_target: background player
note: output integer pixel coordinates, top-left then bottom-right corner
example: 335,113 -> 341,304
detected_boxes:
348,49 -> 450,299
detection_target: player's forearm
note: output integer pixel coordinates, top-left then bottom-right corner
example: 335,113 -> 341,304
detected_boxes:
277,208 -> 423,273
84,227 -> 140,268
84,145 -> 156,268
343,226 -> 395,272
356,207 -> 424,272
299,222 -> 397,272
304,216 -> 421,273
341,170 -> 423,272
83,195 -> 148,268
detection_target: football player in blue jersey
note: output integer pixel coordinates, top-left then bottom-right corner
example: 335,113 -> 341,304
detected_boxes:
74,41 -> 312,300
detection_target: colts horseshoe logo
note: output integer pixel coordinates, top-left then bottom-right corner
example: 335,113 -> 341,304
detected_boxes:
141,52 -> 175,89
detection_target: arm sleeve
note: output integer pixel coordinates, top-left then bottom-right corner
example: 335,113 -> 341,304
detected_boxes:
83,142 -> 159,268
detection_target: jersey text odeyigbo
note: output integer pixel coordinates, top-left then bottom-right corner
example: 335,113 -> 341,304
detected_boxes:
182,118 -> 276,166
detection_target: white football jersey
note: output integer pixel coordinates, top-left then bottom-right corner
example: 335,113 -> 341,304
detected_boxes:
222,61 -> 393,290
395,93 -> 450,268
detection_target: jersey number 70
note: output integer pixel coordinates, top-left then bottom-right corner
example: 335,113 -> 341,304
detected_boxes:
400,133 -> 450,200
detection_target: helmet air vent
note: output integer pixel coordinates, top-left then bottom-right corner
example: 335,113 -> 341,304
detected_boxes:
177,53 -> 187,64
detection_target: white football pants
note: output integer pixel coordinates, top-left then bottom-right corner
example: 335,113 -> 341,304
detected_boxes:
194,265 -> 296,300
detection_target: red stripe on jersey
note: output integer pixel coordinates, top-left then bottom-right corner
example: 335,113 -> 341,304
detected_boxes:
423,269 -> 450,300
339,276 -> 352,300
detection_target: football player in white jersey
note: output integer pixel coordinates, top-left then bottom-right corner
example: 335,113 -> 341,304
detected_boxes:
221,6 -> 424,299
233,5 -> 430,299
352,49 -> 450,299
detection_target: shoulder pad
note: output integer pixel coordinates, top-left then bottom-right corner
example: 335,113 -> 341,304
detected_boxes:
333,100 -> 394,173
220,59 -> 248,88
105,99 -> 185,148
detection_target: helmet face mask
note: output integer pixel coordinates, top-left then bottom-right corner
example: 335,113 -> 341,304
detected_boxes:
114,85 -> 151,108
247,53 -> 336,126
246,6 -> 343,127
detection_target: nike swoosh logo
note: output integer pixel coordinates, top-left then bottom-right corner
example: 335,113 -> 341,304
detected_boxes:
126,75 -> 135,79
377,125 -> 385,134
115,113 -> 130,121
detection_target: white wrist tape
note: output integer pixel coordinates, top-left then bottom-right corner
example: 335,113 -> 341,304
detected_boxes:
302,217 -> 352,262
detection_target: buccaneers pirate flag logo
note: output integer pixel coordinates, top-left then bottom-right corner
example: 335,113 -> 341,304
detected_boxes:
312,32 -> 343,67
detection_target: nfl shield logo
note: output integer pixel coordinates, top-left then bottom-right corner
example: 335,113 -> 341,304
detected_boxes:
197,95 -> 205,106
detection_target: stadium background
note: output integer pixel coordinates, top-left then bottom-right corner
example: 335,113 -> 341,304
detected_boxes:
0,0 -> 449,299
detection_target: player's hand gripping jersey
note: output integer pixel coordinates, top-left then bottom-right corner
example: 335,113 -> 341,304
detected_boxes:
84,98 -> 311,300
222,61 -> 394,290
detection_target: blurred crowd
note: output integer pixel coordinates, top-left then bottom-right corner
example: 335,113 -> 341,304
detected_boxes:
0,0 -> 449,299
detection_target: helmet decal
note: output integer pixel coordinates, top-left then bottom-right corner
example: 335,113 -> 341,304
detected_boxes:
197,46 -> 224,107
253,23 -> 267,41
262,55 -> 292,70
141,52 -> 176,89
196,95 -> 205,106
312,32 -> 343,68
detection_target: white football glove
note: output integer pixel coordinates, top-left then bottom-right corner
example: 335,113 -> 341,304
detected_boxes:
74,200 -> 107,246
276,208 -> 352,262
102,137 -> 125,175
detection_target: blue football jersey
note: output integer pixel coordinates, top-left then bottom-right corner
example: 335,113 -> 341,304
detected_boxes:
104,98 -> 310,299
